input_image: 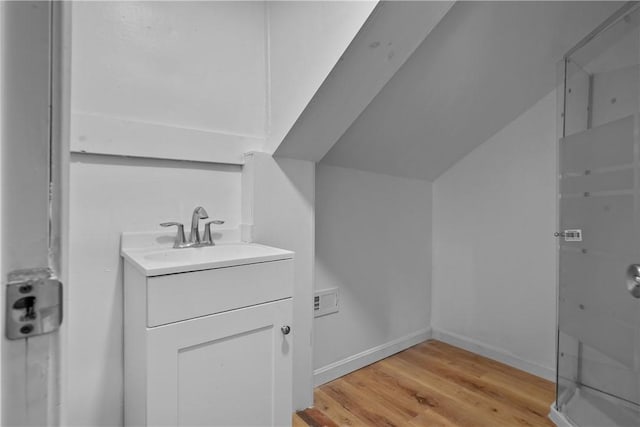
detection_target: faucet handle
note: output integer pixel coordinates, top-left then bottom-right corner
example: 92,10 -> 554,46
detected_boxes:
203,220 -> 225,245
160,221 -> 181,227
160,222 -> 187,248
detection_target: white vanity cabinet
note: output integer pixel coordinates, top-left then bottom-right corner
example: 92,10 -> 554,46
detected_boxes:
122,242 -> 294,427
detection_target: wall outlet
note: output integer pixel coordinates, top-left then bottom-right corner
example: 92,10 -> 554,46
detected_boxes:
314,288 -> 339,318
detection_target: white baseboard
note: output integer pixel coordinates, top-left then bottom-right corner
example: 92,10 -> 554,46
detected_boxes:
548,403 -> 575,427
431,328 -> 556,381
313,328 -> 432,386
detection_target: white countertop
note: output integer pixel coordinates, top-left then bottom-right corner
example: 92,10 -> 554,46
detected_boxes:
121,230 -> 294,276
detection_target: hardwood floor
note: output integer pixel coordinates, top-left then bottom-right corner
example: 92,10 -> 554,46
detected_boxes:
295,340 -> 555,427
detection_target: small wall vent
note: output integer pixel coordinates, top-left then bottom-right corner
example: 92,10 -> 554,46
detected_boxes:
314,288 -> 339,318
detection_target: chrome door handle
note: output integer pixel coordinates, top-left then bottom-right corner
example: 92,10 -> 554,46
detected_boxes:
626,264 -> 640,298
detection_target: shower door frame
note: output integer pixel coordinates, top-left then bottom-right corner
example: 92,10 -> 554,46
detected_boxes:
554,0 -> 640,419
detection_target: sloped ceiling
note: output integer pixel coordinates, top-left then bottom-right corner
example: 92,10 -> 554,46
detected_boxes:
274,0 -> 455,161
320,1 -> 623,181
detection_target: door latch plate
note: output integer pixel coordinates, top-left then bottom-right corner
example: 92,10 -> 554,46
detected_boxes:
5,268 -> 62,340
563,229 -> 582,242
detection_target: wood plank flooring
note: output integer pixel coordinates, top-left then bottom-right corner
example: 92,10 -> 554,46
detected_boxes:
295,340 -> 555,427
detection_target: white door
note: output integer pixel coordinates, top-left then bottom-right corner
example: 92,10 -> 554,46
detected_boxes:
1,1 -> 68,425
146,299 -> 293,427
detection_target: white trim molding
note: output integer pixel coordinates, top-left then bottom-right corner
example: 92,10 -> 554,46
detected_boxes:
313,329 -> 432,387
71,113 -> 264,165
549,403 -> 575,427
431,328 -> 556,382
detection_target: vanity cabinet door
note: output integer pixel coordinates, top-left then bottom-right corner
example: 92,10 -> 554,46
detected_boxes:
146,298 -> 293,427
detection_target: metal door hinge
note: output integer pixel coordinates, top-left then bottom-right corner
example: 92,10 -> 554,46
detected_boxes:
6,268 -> 62,340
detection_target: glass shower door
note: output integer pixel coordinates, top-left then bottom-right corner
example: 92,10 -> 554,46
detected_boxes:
557,4 -> 640,426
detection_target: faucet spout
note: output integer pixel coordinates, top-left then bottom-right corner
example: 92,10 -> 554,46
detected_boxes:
189,206 -> 209,244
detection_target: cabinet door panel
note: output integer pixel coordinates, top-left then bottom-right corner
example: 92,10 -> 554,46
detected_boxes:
147,299 -> 293,426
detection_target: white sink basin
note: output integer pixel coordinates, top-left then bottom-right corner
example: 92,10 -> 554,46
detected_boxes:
122,241 -> 294,277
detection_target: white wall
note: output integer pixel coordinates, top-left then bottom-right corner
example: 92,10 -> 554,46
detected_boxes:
266,1 -> 377,153
71,1 -> 267,163
69,4 -> 249,424
67,154 -> 241,426
66,2 -> 374,422
71,1 -> 376,162
242,153 -> 315,410
432,90 -> 557,379
314,164 -> 432,384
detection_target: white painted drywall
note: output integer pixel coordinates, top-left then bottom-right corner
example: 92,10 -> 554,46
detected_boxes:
66,154 -> 241,426
62,1 -> 409,423
432,90 -> 558,377
241,152 -> 315,410
314,165 -> 432,379
266,0 -> 377,153
70,1 -> 267,163
71,1 -> 378,162
275,0 -> 454,162
66,2 -> 373,421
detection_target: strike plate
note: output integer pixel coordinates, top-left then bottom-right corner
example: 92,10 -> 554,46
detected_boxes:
564,229 -> 582,242
6,268 -> 62,340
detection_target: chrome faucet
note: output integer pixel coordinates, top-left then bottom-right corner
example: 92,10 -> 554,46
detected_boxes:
189,206 -> 209,245
161,206 -> 225,248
